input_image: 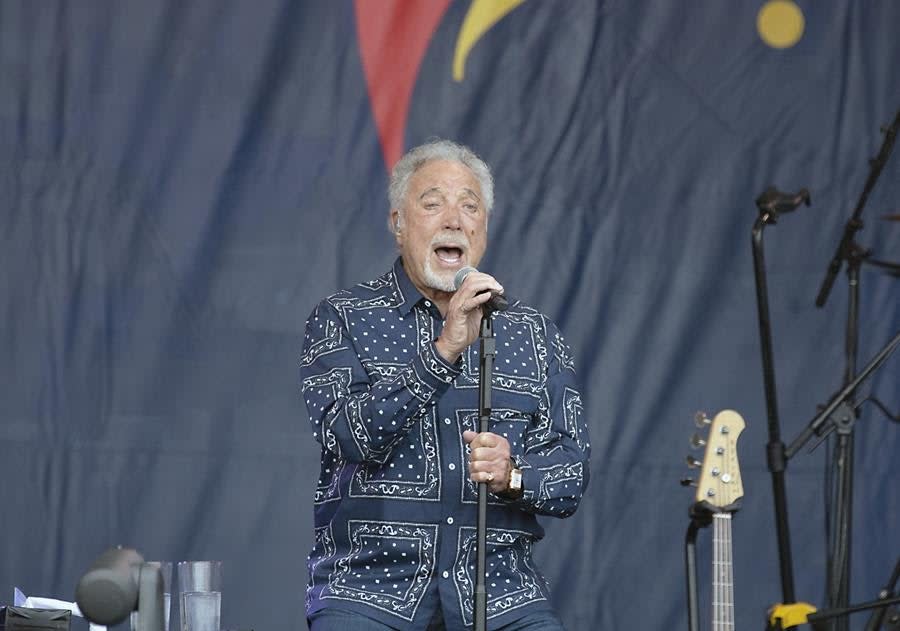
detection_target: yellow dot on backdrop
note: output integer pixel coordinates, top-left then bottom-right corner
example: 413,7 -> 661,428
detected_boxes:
757,0 -> 805,49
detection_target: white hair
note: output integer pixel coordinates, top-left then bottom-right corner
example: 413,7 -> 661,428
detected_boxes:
388,139 -> 494,233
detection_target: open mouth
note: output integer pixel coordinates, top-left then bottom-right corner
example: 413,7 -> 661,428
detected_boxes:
434,246 -> 465,265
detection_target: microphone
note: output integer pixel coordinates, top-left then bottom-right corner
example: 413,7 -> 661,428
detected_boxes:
453,266 -> 509,313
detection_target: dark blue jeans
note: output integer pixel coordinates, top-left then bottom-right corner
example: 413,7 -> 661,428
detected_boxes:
308,607 -> 566,631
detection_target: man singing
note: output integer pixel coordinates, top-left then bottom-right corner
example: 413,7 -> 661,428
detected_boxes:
300,139 -> 590,630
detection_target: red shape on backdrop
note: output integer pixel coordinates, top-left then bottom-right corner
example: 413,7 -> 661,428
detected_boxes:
355,0 -> 452,172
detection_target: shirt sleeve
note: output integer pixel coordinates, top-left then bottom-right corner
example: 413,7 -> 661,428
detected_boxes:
503,317 -> 591,518
300,298 -> 461,464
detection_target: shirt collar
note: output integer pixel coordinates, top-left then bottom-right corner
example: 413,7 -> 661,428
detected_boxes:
393,257 -> 427,316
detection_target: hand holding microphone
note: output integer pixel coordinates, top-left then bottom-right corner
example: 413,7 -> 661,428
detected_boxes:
454,267 -> 509,313
434,267 -> 507,364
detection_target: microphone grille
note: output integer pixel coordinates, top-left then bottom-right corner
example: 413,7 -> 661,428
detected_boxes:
453,266 -> 476,290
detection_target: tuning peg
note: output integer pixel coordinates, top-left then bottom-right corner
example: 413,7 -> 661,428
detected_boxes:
685,455 -> 702,469
690,433 -> 706,449
694,411 -> 711,428
680,477 -> 697,487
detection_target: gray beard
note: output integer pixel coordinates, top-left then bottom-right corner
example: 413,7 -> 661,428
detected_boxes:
422,258 -> 456,292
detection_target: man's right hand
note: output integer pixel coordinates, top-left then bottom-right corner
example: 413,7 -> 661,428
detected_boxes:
434,271 -> 503,364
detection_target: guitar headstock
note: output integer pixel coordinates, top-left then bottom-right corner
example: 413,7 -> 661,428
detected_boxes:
687,409 -> 746,512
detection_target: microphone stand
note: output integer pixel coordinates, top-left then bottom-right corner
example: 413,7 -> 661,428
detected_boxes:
815,108 -> 900,308
811,107 -> 900,631
474,312 -> 496,631
753,180 -> 900,630
751,186 -> 811,605
782,328 -> 900,631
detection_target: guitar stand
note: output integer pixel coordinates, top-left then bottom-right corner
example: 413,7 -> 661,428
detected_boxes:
685,502 -> 713,631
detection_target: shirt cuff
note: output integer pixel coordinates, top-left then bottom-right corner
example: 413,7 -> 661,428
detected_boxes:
408,341 -> 462,399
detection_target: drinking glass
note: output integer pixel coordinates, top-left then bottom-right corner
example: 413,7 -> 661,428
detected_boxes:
130,561 -> 173,631
176,561 -> 222,631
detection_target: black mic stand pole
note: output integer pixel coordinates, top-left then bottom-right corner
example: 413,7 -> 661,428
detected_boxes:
811,108 -> 900,631
474,312 -> 496,631
751,187 -> 811,607
827,242 -> 864,631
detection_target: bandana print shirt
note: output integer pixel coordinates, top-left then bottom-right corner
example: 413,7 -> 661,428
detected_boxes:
300,259 -> 590,630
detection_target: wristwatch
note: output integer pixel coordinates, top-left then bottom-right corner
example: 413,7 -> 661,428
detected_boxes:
504,460 -> 524,499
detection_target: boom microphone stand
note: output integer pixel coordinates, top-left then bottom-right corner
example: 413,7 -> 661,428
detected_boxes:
786,329 -> 900,457
811,107 -> 900,631
814,108 -> 900,308
784,328 -> 900,627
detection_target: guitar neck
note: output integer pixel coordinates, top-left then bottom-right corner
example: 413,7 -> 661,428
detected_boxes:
687,409 -> 744,631
712,513 -> 734,631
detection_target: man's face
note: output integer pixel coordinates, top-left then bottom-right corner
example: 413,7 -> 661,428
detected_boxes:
392,159 -> 488,295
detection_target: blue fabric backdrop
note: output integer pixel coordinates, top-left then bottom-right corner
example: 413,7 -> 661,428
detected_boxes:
1,1 -> 898,629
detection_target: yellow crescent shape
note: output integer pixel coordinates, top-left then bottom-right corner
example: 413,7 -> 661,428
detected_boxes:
453,0 -> 525,82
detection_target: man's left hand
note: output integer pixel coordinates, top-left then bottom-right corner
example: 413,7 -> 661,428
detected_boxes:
463,430 -> 512,494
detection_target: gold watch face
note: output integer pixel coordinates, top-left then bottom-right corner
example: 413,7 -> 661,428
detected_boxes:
509,468 -> 523,490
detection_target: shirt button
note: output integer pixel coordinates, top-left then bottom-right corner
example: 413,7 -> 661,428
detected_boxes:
424,300 -> 432,307
442,570 -> 450,579
446,517 -> 454,525
448,463 -> 456,471
443,417 -> 452,425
